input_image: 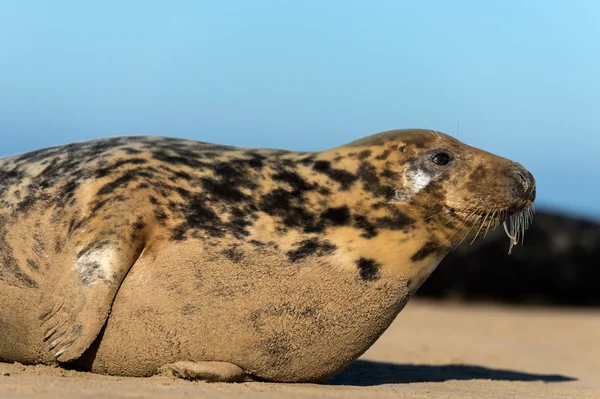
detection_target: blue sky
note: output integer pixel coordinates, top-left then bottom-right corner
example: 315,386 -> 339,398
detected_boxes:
1,1 -> 598,219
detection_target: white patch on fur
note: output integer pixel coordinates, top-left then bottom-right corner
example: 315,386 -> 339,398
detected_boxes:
411,169 -> 431,193
389,167 -> 431,204
76,247 -> 117,285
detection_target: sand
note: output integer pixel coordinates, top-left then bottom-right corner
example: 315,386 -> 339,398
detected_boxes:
1,300 -> 598,399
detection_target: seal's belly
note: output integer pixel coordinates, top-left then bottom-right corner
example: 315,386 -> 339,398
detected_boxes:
90,241 -> 410,382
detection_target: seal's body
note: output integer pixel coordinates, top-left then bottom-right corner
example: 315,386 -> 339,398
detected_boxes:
0,130 -> 536,382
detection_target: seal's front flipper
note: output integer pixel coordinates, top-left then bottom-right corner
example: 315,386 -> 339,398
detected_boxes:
39,236 -> 145,363
159,361 -> 256,382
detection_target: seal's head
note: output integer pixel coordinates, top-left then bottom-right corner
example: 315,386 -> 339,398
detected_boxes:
346,129 -> 536,253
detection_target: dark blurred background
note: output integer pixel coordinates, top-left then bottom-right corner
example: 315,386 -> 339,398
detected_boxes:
418,210 -> 600,306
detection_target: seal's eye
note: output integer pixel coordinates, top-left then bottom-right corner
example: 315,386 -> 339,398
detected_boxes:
431,152 -> 451,166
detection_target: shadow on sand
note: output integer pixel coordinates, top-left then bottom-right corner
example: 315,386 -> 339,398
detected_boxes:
327,360 -> 576,386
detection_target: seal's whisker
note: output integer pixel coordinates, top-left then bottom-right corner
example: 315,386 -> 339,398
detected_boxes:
503,220 -> 518,254
454,215 -> 479,250
452,208 -> 484,249
428,129 -> 445,142
424,209 -> 447,221
502,205 -> 535,255
470,210 -> 491,245
519,212 -> 525,244
447,207 -> 480,243
445,214 -> 473,247
440,211 -> 464,228
472,196 -> 498,241
483,209 -> 498,238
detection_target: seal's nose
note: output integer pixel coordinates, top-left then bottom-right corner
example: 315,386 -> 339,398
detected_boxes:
510,164 -> 536,202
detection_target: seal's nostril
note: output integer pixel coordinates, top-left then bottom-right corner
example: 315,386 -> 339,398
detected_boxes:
511,166 -> 536,201
514,169 -> 527,184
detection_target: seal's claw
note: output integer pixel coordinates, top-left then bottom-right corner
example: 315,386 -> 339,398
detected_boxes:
43,328 -> 57,342
48,336 -> 63,351
39,301 -> 64,327
158,361 -> 255,382
54,342 -> 73,359
46,323 -> 84,359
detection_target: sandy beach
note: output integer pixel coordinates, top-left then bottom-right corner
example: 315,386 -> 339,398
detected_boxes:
1,299 -> 598,399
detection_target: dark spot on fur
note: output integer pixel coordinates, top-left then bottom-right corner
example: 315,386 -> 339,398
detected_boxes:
16,195 -> 39,213
78,261 -> 102,285
298,155 -> 316,166
133,218 -> 145,231
259,188 -> 318,231
424,180 -> 447,201
286,238 -> 337,262
321,206 -> 351,226
55,238 -> 65,253
170,170 -> 192,181
318,187 -> 332,196
94,158 -> 148,179
312,160 -> 331,172
77,240 -> 111,259
229,208 -> 253,237
201,177 -> 249,202
380,169 -> 398,179
26,259 -> 40,271
375,149 -> 392,160
172,194 -> 224,240
375,209 -> 414,231
354,215 -> 378,238
411,241 -> 439,262
469,165 -> 487,181
151,150 -> 205,169
221,246 -> 244,263
272,170 -> 314,193
212,162 -> 245,181
154,208 -> 168,223
356,257 -> 381,281
357,162 -> 395,197
97,168 -> 156,196
122,147 -> 142,155
182,304 -> 199,315
312,161 -> 357,190
357,150 -> 372,160
237,152 -> 266,169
